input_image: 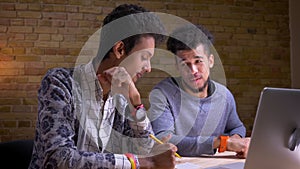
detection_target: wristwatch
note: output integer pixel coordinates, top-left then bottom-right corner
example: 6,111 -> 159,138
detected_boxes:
218,135 -> 229,153
125,104 -> 147,122
132,104 -> 147,122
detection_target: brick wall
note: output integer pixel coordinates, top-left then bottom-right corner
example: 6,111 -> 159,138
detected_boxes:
0,0 -> 290,141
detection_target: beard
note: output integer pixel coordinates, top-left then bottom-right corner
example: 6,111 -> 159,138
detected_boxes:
182,77 -> 210,93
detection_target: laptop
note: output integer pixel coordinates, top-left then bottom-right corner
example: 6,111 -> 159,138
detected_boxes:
208,87 -> 300,169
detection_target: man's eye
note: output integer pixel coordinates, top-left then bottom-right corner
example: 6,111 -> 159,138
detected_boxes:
142,54 -> 150,61
180,62 -> 187,67
195,60 -> 203,64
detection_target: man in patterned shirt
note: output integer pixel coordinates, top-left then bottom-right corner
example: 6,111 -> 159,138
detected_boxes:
28,4 -> 177,169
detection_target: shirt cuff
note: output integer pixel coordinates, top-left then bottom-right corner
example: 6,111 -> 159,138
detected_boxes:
197,136 -> 216,155
115,154 -> 140,169
114,154 -> 132,169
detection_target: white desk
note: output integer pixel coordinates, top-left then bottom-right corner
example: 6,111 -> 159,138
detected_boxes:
175,151 -> 245,169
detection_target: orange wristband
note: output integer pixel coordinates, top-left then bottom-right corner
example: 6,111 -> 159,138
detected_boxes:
218,135 -> 229,153
125,153 -> 137,169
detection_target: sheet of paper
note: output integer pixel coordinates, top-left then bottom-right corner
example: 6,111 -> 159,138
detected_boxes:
175,162 -> 201,169
205,162 -> 244,169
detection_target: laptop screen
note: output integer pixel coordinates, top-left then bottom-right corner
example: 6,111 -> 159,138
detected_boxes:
244,87 -> 300,169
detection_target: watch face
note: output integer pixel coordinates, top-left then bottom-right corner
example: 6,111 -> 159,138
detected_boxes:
124,106 -> 147,122
135,107 -> 147,122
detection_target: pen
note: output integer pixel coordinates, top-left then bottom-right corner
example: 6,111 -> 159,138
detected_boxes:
149,134 -> 182,158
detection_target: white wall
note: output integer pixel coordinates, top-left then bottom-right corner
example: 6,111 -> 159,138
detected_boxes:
290,0 -> 300,88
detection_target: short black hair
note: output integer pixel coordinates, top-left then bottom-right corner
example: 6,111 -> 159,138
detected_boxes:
167,24 -> 214,55
99,4 -> 166,60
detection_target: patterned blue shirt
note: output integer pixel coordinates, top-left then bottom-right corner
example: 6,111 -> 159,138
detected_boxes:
28,62 -> 154,169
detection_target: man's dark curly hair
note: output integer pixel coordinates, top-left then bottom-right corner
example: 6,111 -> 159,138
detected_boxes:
99,4 -> 166,60
103,4 -> 148,25
167,24 -> 214,56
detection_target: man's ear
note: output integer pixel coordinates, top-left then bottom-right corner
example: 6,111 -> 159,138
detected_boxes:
112,41 -> 125,59
209,54 -> 214,68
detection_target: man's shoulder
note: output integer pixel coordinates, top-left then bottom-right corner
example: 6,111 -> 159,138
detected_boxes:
211,80 -> 235,100
151,77 -> 181,98
153,77 -> 178,91
44,67 -> 74,80
154,77 -> 179,90
211,80 -> 230,92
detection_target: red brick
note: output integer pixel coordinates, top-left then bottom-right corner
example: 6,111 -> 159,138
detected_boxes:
8,41 -> 34,47
44,48 -> 56,55
0,3 -> 15,10
65,20 -> 78,27
10,33 -> 25,40
0,48 -> 13,54
0,18 -> 10,25
52,5 -> 65,12
0,90 -> 27,97
52,20 -> 65,27
83,14 -> 98,21
25,19 -> 38,26
39,20 -> 52,26
30,47 -> 44,55
0,99 -> 22,105
16,55 -> 41,62
35,41 -> 59,48
56,48 -> 69,55
43,12 -> 67,20
42,0 -> 67,4
34,27 -> 57,34
0,106 -> 11,112
66,5 -> 79,12
79,6 -> 101,14
18,121 -> 31,127
28,3 -> 41,11
17,11 -> 42,19
25,68 -> 45,75
51,34 -> 63,41
0,11 -> 17,18
10,19 -> 24,26
68,13 -> 83,20
25,34 -> 37,41
2,121 -> 17,127
12,105 -> 32,112
9,26 -> 33,33
15,3 -> 27,10
38,34 -> 51,41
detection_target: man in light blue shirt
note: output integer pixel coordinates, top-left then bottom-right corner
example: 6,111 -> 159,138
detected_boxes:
149,24 -> 250,158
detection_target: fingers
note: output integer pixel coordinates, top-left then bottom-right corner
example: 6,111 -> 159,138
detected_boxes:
227,137 -> 250,155
103,66 -> 132,87
152,142 -> 178,156
97,74 -> 110,84
151,144 -> 177,169
102,67 -> 117,82
230,134 -> 242,139
236,151 -> 246,159
161,134 -> 172,143
167,143 -> 178,153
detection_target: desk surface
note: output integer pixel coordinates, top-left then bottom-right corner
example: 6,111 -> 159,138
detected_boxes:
175,151 -> 245,169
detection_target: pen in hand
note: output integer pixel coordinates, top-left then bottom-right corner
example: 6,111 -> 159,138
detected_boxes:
149,134 -> 182,158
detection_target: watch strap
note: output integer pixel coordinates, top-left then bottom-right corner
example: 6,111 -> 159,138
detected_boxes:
218,135 -> 229,153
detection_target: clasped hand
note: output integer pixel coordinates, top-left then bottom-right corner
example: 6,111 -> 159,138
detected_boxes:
227,135 -> 251,159
98,66 -> 141,108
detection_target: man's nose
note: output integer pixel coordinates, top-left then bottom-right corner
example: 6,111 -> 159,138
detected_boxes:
190,64 -> 198,73
144,62 -> 151,73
